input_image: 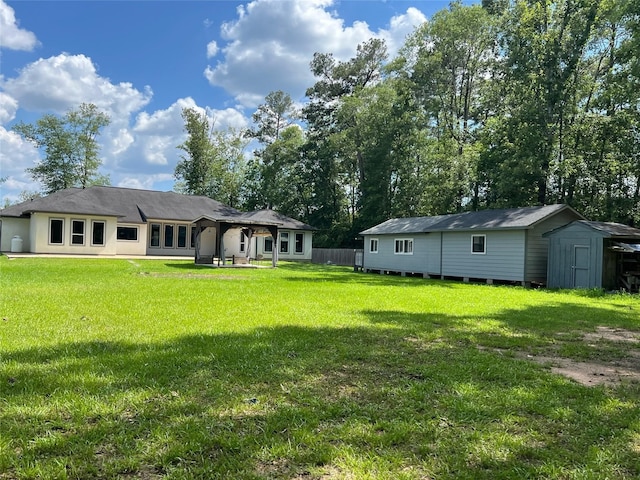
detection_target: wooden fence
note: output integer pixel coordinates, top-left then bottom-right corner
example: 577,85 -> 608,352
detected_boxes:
312,248 -> 361,266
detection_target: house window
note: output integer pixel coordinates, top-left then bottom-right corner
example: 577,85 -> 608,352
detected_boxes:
394,238 -> 413,254
117,226 -> 138,241
240,232 -> 246,253
164,224 -> 174,248
190,226 -> 197,248
471,234 -> 486,254
49,218 -> 64,245
92,221 -> 105,246
264,236 -> 273,253
280,232 -> 289,253
150,223 -> 161,247
71,220 -> 85,245
295,233 -> 304,254
177,225 -> 188,248
370,238 -> 379,253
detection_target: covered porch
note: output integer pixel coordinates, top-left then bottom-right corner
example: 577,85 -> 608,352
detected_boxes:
191,215 -> 282,267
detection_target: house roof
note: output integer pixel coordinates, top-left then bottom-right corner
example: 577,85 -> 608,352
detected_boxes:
360,204 -> 582,235
239,209 -> 316,231
0,186 -> 244,224
544,220 -> 640,239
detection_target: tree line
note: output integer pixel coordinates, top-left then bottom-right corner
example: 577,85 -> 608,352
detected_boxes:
176,0 -> 639,247
12,1 -> 639,248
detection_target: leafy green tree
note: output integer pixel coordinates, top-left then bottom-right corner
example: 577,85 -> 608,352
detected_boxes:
244,90 -> 298,210
393,2 -> 497,212
303,38 -> 388,245
175,107 -> 247,206
13,103 -> 111,194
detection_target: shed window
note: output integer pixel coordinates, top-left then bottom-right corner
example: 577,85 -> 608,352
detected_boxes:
394,238 -> 413,254
472,235 -> 486,254
71,220 -> 85,245
92,221 -> 105,246
370,238 -> 378,253
49,218 -> 64,245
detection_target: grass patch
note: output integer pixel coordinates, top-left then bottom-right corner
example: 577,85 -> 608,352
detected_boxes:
1,257 -> 639,479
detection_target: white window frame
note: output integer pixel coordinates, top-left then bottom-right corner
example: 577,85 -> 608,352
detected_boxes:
163,223 -> 175,248
177,225 -> 188,249
264,236 -> 273,253
471,234 -> 486,254
71,219 -> 85,246
280,232 -> 290,254
294,232 -> 304,254
117,225 -> 139,242
369,238 -> 379,253
49,218 -> 65,245
150,223 -> 161,248
394,238 -> 413,255
91,221 -> 105,246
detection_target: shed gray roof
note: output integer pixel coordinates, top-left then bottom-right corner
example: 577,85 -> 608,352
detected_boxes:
360,204 -> 581,235
1,186 -> 243,223
544,220 -> 640,239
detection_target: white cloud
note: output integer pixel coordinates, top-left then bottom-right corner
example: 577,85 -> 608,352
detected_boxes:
107,98 -> 249,181
0,92 -> 18,124
204,0 -> 426,108
382,7 -> 427,56
116,173 -> 175,191
207,40 -> 219,58
1,53 -> 152,117
205,0 -> 375,107
0,127 -> 41,202
0,0 -> 38,51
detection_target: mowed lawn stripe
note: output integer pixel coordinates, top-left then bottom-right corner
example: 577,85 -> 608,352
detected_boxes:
1,257 -> 639,479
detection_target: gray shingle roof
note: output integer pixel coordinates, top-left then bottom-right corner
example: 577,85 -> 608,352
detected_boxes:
573,220 -> 640,238
0,186 -> 243,223
360,204 -> 580,235
239,210 -> 316,231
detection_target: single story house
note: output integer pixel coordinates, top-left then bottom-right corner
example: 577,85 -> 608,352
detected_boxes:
545,220 -> 640,291
0,186 -> 315,265
359,204 -> 585,285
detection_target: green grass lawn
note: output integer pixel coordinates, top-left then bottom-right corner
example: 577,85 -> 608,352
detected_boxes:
1,257 -> 639,479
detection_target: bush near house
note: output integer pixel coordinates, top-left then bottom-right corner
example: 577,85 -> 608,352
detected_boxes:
1,257 -> 639,479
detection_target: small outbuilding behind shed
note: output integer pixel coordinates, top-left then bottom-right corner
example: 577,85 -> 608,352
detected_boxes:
544,221 -> 640,292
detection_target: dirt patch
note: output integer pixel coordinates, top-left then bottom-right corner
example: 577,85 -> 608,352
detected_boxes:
523,353 -> 640,387
524,327 -> 640,387
480,327 -> 640,387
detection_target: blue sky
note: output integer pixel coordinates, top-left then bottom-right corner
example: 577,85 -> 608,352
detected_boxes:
1,0 -> 475,203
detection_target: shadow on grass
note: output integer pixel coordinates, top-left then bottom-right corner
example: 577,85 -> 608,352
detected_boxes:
3,305 -> 639,479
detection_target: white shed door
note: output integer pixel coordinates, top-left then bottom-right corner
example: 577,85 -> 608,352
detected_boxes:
572,245 -> 590,288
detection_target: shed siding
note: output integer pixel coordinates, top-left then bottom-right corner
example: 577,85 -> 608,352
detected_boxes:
441,230 -> 525,281
546,222 -> 606,289
526,210 -> 582,283
362,233 -> 440,275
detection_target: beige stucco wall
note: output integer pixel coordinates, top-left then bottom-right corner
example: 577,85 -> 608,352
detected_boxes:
30,212 -> 118,255
0,217 -> 30,252
115,223 -> 148,256
252,230 -> 313,260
